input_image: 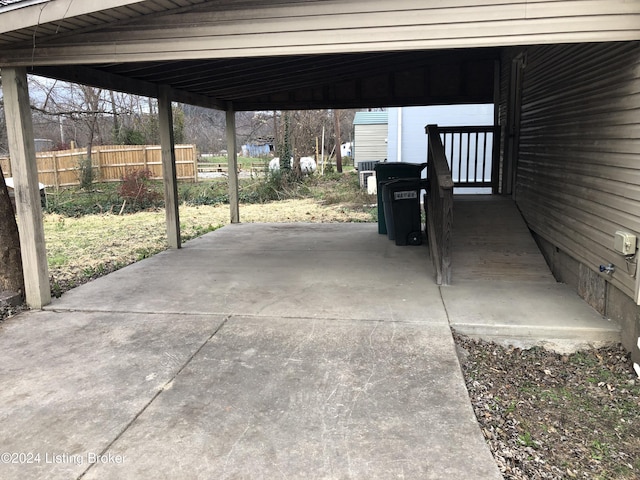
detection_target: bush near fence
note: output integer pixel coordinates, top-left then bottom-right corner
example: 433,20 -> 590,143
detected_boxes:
0,144 -> 198,188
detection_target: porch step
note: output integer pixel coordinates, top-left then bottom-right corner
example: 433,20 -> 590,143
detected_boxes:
441,280 -> 621,353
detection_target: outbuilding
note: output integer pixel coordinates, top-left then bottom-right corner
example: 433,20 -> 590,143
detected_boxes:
352,111 -> 388,169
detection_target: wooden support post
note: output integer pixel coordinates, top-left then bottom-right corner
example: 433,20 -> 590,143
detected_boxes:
226,108 -> 240,223
158,85 -> 181,249
440,190 -> 453,286
425,124 -> 454,286
492,59 -> 501,194
3,67 -> 51,308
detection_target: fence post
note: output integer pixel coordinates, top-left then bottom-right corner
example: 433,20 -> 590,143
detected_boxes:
52,151 -> 59,190
94,147 -> 100,183
143,145 -> 149,171
193,145 -> 198,182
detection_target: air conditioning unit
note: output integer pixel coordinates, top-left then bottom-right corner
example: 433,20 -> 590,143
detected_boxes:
359,170 -> 375,189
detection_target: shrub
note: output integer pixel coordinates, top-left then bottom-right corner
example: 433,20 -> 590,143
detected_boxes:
116,128 -> 147,146
117,169 -> 161,208
77,156 -> 94,191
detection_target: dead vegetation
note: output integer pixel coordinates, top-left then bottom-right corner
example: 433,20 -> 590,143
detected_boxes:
456,333 -> 640,479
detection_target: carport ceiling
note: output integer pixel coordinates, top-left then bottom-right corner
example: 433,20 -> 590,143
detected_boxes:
32,49 -> 498,111
0,0 -> 498,111
0,0 -> 499,110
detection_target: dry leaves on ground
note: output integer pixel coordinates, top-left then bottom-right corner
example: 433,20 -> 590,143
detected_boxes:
455,333 -> 640,480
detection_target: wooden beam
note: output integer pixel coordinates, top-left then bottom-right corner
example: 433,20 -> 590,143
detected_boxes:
2,67 -> 51,308
33,66 -> 225,110
226,108 -> 240,224
158,85 -> 181,249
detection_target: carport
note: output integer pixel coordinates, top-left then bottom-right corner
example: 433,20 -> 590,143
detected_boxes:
1,1 -> 639,361
1,2 -> 639,477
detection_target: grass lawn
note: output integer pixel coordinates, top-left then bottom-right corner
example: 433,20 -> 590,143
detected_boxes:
44,181 -> 376,296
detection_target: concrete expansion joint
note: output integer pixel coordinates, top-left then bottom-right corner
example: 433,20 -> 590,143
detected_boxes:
437,286 -> 453,327
75,315 -> 231,480
44,307 -> 232,317
237,313 -> 429,325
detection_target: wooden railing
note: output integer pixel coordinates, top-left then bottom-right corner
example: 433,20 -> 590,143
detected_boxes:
438,125 -> 499,192
425,124 -> 454,285
196,161 -> 269,176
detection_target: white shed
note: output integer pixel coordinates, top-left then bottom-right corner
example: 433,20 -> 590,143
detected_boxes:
352,111 -> 388,169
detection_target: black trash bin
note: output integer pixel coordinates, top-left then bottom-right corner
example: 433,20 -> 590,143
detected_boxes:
374,162 -> 427,234
381,178 -> 428,246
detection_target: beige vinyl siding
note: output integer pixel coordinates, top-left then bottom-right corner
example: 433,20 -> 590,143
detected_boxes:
354,125 -> 388,164
515,41 -> 640,301
0,0 -> 209,44
2,0 -> 639,65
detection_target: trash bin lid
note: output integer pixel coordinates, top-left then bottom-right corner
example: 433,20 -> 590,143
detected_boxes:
374,162 -> 427,173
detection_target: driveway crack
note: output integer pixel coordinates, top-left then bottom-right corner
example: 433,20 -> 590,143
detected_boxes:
76,315 -> 231,479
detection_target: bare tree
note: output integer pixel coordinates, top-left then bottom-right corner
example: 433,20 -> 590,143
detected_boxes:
334,109 -> 343,173
0,164 -> 23,297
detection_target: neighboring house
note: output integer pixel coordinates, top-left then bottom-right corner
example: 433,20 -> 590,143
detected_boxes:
241,142 -> 272,157
386,105 -> 494,164
387,105 -> 495,192
34,139 -> 53,152
352,112 -> 388,168
340,142 -> 352,159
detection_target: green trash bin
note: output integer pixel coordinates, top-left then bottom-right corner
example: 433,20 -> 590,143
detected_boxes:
382,178 -> 429,246
374,162 -> 427,234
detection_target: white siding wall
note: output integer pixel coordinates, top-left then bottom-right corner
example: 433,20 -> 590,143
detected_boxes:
515,41 -> 640,301
387,105 -> 494,163
354,124 -> 388,163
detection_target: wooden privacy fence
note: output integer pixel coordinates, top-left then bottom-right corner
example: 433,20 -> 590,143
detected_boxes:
0,144 -> 197,188
425,124 -> 454,286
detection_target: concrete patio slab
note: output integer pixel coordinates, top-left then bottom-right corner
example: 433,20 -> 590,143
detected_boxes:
49,224 -> 446,324
83,316 -> 500,480
2,216 -> 619,479
0,309 -> 226,480
0,223 -> 502,479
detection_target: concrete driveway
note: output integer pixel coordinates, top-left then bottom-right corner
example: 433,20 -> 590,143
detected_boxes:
0,223 -> 503,479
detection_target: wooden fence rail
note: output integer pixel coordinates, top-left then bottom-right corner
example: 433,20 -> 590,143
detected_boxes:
425,124 -> 454,286
196,161 -> 270,176
0,144 -> 197,188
